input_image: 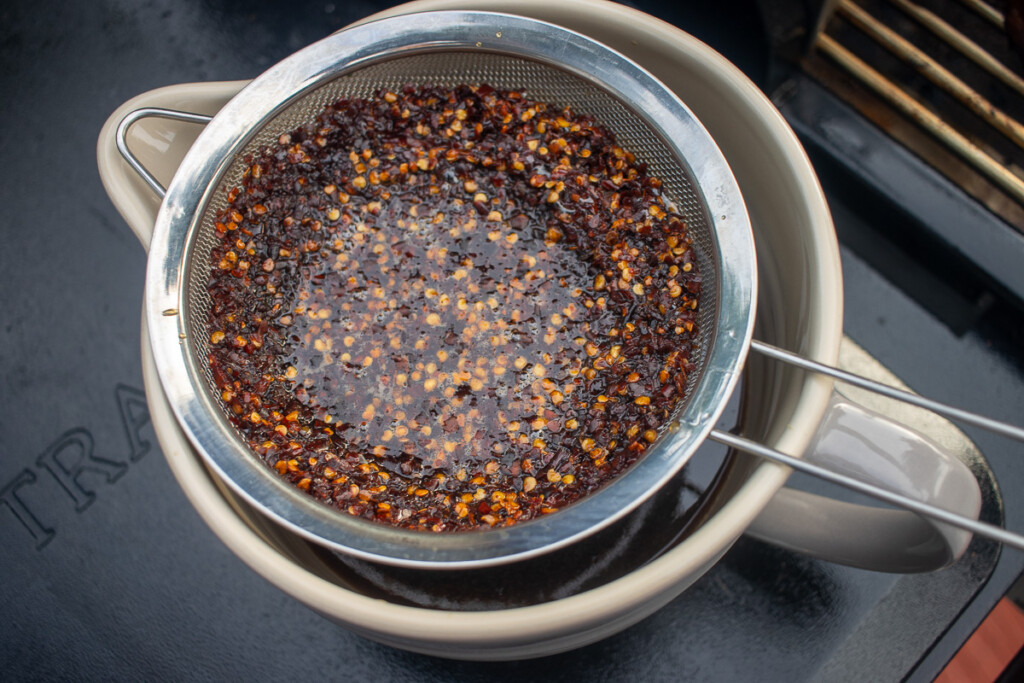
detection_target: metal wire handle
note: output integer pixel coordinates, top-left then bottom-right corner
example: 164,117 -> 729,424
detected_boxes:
116,107 -> 213,199
751,340 -> 1024,441
709,340 -> 1024,552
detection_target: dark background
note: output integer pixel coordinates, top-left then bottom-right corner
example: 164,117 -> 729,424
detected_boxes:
2,1 -> 1023,680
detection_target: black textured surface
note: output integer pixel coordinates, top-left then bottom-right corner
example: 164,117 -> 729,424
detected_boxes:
2,1 -> 1024,681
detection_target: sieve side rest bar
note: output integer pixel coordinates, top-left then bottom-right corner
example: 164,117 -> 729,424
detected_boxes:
116,107 -> 214,200
750,339 -> 1024,442
708,429 -> 1024,552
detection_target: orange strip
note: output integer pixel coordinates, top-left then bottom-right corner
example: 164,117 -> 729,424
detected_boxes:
935,597 -> 1024,682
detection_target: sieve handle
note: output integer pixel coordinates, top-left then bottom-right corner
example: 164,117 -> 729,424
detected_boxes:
115,107 -> 214,200
750,340 -> 1024,442
726,339 -> 1024,564
714,421 -> 1024,552
711,339 -> 1024,566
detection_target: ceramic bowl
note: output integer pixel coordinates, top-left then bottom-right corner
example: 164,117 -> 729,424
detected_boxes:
97,0 -> 981,659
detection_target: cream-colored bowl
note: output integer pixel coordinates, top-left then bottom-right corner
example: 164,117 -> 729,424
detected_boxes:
98,0 -> 982,659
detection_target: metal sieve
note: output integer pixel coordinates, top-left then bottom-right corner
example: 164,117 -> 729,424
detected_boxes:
137,11 -> 755,567
127,10 -> 1024,567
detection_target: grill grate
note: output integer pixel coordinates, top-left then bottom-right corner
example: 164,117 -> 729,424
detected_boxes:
804,0 -> 1024,231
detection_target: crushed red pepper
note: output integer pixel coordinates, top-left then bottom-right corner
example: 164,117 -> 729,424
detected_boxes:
204,84 -> 702,531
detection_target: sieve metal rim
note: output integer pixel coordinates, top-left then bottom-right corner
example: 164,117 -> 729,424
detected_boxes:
143,10 -> 756,568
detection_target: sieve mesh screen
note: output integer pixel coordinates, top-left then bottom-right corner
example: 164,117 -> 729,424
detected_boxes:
185,51 -> 718,437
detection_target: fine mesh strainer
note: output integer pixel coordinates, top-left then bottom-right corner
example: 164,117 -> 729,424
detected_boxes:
126,10 -> 1024,567
137,11 -> 755,567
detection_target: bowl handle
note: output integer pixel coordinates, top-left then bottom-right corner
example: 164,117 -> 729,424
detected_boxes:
744,390 -> 984,572
97,81 -> 248,251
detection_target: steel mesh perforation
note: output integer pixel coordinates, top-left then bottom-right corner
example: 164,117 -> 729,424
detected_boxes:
185,51 -> 718,425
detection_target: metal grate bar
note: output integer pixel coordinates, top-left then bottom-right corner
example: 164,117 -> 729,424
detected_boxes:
839,0 -> 1024,151
890,0 -> 1024,100
817,32 -> 1024,204
957,0 -> 1005,28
